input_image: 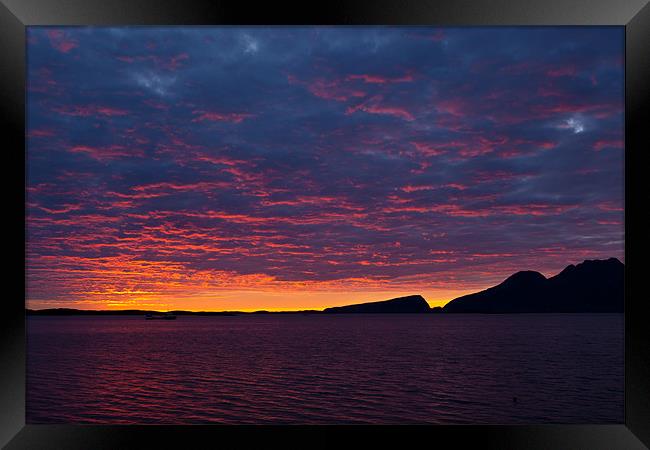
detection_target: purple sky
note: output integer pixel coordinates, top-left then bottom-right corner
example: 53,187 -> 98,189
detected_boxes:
26,27 -> 624,311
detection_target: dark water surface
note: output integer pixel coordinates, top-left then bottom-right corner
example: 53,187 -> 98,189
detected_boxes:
27,314 -> 623,424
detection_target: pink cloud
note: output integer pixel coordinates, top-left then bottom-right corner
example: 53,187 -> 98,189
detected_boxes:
96,106 -> 129,116
361,105 -> 414,121
193,154 -> 248,166
430,30 -> 446,42
385,202 -> 572,218
410,161 -> 432,175
436,99 -> 466,117
346,73 -> 413,84
346,97 -> 415,121
491,204 -> 575,216
593,139 -> 623,151
28,129 -> 55,138
597,202 -> 623,212
442,183 -> 468,191
308,80 -> 351,101
495,139 -> 557,158
142,99 -> 170,110
37,204 -> 82,214
546,65 -> 578,77
471,170 -> 531,184
292,76 -> 366,102
453,136 -> 507,158
131,181 -> 230,194
411,142 -> 446,156
54,105 -> 129,117
115,53 -> 190,70
472,253 -> 517,258
496,149 -> 527,158
165,53 -> 189,70
537,85 -> 564,98
46,30 -> 78,53
69,145 -> 141,161
538,141 -> 558,149
400,185 -> 435,193
534,101 -> 620,118
191,110 -> 254,123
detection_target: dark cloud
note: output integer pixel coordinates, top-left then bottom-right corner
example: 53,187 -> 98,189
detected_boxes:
26,26 -> 624,308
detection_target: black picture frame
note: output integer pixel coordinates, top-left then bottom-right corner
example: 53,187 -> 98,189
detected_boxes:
2,0 -> 649,448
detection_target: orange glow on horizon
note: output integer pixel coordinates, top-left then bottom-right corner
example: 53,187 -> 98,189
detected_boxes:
26,287 -> 479,312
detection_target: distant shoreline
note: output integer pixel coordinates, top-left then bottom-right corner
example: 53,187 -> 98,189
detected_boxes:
25,308 -> 624,316
26,258 -> 624,316
25,308 -> 318,316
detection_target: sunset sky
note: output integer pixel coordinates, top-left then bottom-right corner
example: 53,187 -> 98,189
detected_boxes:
26,27 -> 624,311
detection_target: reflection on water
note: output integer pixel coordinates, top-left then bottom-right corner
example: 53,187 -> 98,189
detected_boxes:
27,314 -> 623,424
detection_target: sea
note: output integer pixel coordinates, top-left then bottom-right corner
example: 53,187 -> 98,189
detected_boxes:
26,313 -> 624,424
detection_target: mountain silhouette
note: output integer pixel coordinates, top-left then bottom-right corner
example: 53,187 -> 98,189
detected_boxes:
323,294 -> 431,313
443,257 -> 624,313
26,259 -> 623,315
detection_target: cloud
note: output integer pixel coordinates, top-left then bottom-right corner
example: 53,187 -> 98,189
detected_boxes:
559,117 -> 585,133
25,26 -> 625,310
241,34 -> 259,54
68,144 -> 143,161
191,110 -> 254,123
53,105 -> 129,117
46,30 -> 78,53
346,73 -> 414,84
133,71 -> 176,96
346,96 -> 415,121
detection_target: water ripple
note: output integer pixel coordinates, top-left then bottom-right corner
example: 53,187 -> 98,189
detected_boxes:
27,314 -> 623,424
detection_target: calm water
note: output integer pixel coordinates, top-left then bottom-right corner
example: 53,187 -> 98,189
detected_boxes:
27,314 -> 623,424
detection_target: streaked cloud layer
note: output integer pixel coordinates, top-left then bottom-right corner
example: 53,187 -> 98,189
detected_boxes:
27,27 -> 624,310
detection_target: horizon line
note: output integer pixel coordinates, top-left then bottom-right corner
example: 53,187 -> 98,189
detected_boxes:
25,257 -> 624,313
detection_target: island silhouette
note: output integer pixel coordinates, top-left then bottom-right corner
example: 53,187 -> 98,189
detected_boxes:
323,294 -> 431,313
26,257 -> 623,315
442,257 -> 623,313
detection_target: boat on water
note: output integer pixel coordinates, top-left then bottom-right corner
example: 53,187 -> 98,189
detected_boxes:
145,312 -> 177,320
